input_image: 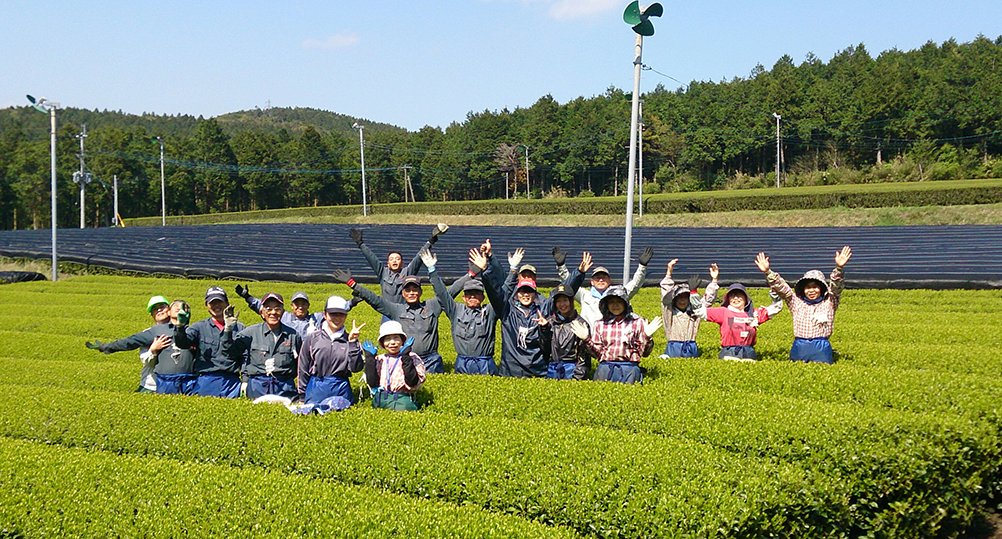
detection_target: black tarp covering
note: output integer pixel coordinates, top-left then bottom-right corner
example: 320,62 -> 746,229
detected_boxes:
0,271 -> 47,284
0,224 -> 1000,289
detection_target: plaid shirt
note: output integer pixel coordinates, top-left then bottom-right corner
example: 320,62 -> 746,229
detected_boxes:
375,352 -> 426,393
587,313 -> 652,363
660,277 -> 718,342
767,267 -> 844,339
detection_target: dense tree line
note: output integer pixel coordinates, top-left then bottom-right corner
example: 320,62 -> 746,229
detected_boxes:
2,36 -> 1001,229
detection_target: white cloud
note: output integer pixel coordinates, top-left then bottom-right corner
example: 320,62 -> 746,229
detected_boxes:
548,0 -> 621,20
302,33 -> 360,51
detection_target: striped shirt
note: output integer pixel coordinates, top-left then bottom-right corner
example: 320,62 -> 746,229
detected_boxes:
767,268 -> 844,339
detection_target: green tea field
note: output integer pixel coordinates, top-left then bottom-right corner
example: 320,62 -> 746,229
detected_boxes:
1,276 -> 1000,538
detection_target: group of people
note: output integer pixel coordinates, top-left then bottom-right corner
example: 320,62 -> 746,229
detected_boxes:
86,223 -> 853,411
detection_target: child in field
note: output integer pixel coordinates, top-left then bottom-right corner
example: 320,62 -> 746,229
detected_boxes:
755,247 -> 852,364
361,321 -> 426,411
585,285 -> 661,384
702,268 -> 782,362
659,260 -> 718,358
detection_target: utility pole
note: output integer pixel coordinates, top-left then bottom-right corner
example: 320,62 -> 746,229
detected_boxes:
638,99 -> 644,218
352,123 -> 367,216
523,145 -> 530,199
773,113 -> 781,188
401,165 -> 414,202
113,175 -> 119,226
73,125 -> 91,228
154,136 -> 166,226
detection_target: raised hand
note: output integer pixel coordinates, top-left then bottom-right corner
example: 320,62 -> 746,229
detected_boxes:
568,318 -> 589,340
223,305 -> 239,330
708,263 -> 719,281
418,248 -> 437,270
665,258 -> 679,277
835,246 -> 853,268
579,251 -> 593,273
507,248 -> 525,270
401,336 -> 415,355
349,228 -> 363,246
638,246 -> 654,266
469,248 -> 487,275
644,316 -> 664,337
754,253 -> 770,273
551,246 -> 567,266
332,269 -> 355,287
361,340 -> 378,358
687,274 -> 702,291
348,320 -> 365,342
428,222 -> 449,244
235,284 -> 250,299
176,303 -> 191,326
480,239 -> 492,257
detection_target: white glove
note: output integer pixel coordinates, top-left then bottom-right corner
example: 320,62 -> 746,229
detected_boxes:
223,305 -> 239,331
644,316 -> 664,337
435,223 -> 449,235
766,299 -> 784,317
507,248 -> 525,270
418,248 -> 437,271
568,318 -> 590,340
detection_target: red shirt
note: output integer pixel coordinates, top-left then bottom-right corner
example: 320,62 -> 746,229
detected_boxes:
704,306 -> 771,347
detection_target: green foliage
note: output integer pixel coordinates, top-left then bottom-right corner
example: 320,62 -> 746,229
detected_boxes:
1,276 -> 1001,537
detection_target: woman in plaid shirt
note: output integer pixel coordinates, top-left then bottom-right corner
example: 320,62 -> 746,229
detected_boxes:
755,246 -> 853,364
585,285 -> 661,384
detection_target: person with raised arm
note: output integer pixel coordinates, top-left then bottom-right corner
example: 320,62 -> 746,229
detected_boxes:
173,287 -> 246,398
233,286 -> 323,339
552,245 -> 654,328
585,285 -> 661,384
432,246 -> 501,375
658,260 -> 718,359
361,321 -> 426,411
755,246 -> 852,364
348,224 -> 448,305
221,293 -> 303,400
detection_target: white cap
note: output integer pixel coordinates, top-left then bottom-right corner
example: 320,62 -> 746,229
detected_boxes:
377,320 -> 406,345
324,295 -> 350,313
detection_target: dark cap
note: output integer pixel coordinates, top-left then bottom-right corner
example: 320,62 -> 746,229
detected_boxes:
205,286 -> 227,303
463,279 -> 485,293
550,284 -> 574,300
261,292 -> 284,306
402,275 -> 422,288
291,291 -> 309,303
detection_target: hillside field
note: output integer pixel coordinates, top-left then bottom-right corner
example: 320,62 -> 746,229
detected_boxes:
1,275 -> 1000,538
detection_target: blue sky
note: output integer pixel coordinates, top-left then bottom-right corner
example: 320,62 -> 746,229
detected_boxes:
4,0 -> 1001,131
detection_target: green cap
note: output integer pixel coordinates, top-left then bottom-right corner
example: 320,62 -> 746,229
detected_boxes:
147,295 -> 169,313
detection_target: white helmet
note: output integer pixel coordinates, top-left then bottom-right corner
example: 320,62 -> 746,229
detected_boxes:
377,320 -> 406,346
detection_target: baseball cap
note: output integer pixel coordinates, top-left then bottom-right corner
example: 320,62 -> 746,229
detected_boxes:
402,275 -> 422,288
146,295 -> 169,313
205,286 -> 227,303
518,264 -> 537,274
549,285 -> 573,300
324,295 -> 350,314
261,292 -> 284,306
463,279 -> 485,293
516,277 -> 537,291
591,266 -> 610,277
291,291 -> 309,303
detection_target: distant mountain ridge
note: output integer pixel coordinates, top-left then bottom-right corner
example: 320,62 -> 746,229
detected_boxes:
0,105 -> 405,140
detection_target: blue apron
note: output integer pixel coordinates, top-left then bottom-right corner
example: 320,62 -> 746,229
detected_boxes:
790,337 -> 834,364
594,361 -> 642,384
455,355 -> 498,375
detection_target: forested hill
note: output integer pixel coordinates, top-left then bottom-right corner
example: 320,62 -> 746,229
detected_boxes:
2,36 -> 1002,230
0,106 -> 403,141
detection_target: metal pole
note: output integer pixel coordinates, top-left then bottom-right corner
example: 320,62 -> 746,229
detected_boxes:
49,106 -> 58,281
77,125 -> 87,228
773,113 -> 781,188
113,175 -> 119,226
158,137 -> 166,226
638,100 -> 644,218
623,33 -> 643,283
358,126 -> 367,216
524,146 -> 530,199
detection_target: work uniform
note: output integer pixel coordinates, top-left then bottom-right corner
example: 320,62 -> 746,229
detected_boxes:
297,323 -> 363,405
352,282 -> 457,374
243,293 -> 323,339
222,321 -> 302,400
358,241 -> 431,305
100,323 -> 197,395
175,317 -> 246,398
432,269 -> 499,375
